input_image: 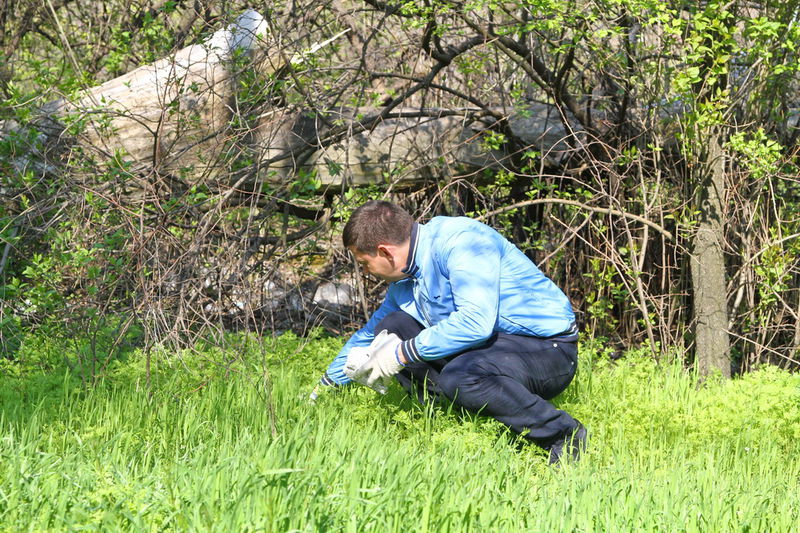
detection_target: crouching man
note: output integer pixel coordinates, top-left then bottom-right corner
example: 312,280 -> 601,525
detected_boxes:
315,200 -> 586,464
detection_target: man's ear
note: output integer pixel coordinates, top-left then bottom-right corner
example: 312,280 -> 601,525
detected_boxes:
376,244 -> 394,262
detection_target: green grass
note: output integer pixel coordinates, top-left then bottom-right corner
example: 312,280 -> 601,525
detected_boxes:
1,332 -> 799,531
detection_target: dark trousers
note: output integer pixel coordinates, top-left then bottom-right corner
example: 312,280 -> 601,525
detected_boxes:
376,311 -> 579,448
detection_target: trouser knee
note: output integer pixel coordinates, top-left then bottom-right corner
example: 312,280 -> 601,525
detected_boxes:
437,365 -> 486,411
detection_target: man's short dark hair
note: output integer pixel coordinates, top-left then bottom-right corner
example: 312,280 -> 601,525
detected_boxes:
343,200 -> 414,254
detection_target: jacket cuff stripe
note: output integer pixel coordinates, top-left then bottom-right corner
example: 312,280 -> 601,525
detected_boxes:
402,338 -> 423,364
320,372 -> 337,387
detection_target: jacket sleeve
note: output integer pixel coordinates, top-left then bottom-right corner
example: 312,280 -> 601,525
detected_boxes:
399,231 -> 501,362
322,286 -> 403,385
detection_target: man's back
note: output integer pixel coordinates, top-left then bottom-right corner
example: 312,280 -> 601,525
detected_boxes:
403,216 -> 576,340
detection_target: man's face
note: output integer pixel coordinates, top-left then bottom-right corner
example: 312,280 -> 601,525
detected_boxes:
349,246 -> 406,282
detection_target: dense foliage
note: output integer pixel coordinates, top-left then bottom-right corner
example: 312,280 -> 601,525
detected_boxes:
2,0 -> 800,377
1,332 -> 799,529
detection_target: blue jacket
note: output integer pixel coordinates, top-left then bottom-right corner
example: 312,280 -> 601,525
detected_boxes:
321,216 -> 577,385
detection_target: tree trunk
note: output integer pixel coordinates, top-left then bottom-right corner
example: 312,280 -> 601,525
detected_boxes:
1,8 -> 586,192
43,9 -> 274,180
690,130 -> 731,378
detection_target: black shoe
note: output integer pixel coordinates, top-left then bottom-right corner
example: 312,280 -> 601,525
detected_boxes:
548,423 -> 588,466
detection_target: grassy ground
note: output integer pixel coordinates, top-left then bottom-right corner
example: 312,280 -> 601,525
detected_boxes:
1,332 -> 799,531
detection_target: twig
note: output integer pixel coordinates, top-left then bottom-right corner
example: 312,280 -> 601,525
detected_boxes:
477,197 -> 674,241
0,226 -> 18,277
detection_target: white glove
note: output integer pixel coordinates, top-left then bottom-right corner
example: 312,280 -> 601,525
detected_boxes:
344,345 -> 372,380
344,345 -> 388,394
351,330 -> 404,390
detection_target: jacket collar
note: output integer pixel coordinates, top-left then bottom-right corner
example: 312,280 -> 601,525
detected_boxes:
402,222 -> 421,278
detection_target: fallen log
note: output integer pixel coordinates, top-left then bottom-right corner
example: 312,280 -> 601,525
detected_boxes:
1,8 -> 583,195
255,103 -> 584,190
40,9 -> 274,180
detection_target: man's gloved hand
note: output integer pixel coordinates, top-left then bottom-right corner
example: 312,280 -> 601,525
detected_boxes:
343,345 -> 372,380
344,345 -> 389,394
351,330 -> 404,390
